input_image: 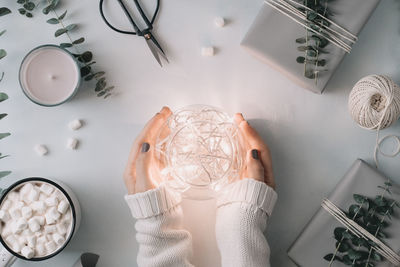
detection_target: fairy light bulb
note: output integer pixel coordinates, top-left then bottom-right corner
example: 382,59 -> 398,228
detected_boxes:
156,105 -> 243,192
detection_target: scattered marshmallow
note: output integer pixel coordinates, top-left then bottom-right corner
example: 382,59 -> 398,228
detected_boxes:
0,210 -> 10,222
34,145 -> 48,156
39,184 -> 54,196
201,46 -> 215,57
21,206 -> 33,219
68,119 -> 82,131
57,201 -> 69,214
21,245 -> 34,259
66,138 -> 79,150
214,17 -> 225,27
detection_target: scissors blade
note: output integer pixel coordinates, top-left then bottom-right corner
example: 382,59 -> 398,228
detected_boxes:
149,34 -> 169,63
145,38 -> 163,67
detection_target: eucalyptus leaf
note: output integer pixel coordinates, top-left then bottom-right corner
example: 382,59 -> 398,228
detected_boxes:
72,37 -> 85,44
0,49 -> 7,60
80,66 -> 91,77
0,154 -> 9,160
55,28 -> 67,37
97,91 -> 106,97
0,8 -> 11,17
23,2 -> 35,11
47,18 -> 59,24
94,71 -> 105,78
65,24 -> 77,31
0,113 -> 7,120
26,12 -> 33,18
0,92 -> 8,102
79,51 -> 93,63
296,56 -> 305,64
18,8 -> 26,15
17,0 -> 25,4
58,10 -> 67,20
84,74 -> 94,81
104,93 -> 112,99
0,133 -> 11,140
295,37 -> 306,44
60,43 -> 72,48
0,30 -> 6,37
0,171 -> 11,179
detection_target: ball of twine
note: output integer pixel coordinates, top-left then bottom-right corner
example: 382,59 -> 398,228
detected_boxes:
348,75 -> 400,130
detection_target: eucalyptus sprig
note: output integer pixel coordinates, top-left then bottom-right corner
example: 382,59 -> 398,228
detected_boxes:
324,181 -> 400,267
0,6 -> 11,179
16,0 -> 37,18
295,0 -> 331,84
43,0 -> 114,98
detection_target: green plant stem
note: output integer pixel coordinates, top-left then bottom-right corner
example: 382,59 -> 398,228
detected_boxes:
328,200 -> 365,266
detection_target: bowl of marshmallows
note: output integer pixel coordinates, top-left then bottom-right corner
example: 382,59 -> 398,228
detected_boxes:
0,177 -> 81,265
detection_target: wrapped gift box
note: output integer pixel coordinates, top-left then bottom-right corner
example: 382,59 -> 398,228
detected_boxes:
288,159 -> 400,266
241,0 -> 380,93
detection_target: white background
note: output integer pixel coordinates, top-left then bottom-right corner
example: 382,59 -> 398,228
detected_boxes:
1,0 -> 400,266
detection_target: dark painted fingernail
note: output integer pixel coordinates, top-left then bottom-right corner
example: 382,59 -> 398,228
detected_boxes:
251,149 -> 259,160
141,143 -> 150,153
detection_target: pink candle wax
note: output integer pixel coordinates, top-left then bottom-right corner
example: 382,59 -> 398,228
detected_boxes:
19,45 -> 80,106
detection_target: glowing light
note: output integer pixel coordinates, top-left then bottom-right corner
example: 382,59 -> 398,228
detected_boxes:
156,105 -> 242,192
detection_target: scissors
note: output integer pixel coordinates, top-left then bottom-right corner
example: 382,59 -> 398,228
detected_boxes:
99,0 -> 169,67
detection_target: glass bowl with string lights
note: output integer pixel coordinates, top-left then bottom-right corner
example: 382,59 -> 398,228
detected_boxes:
155,105 -> 243,198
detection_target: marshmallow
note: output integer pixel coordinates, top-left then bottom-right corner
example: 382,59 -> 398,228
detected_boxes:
37,235 -> 47,244
15,201 -> 24,209
44,213 -> 56,225
34,144 -> 48,156
31,201 -> 46,214
2,225 -> 12,237
201,46 -> 215,57
21,206 -> 33,219
33,216 -> 45,226
45,240 -> 56,253
27,235 -> 36,248
28,218 -> 41,232
57,200 -> 69,214
7,192 -> 19,201
21,246 -> 34,259
68,119 -> 82,131
27,188 -> 39,203
6,235 -> 21,253
56,223 -> 67,235
14,218 -> 28,233
66,138 -> 79,150
19,183 -> 34,197
0,210 -> 10,222
214,17 -> 225,27
39,193 -> 47,201
1,199 -> 12,210
64,210 -> 71,221
22,228 -> 33,236
47,207 -> 61,221
9,208 -> 22,220
39,183 -> 54,196
18,235 -> 27,246
35,243 -> 46,256
45,196 -> 58,207
44,225 -> 57,234
52,233 -> 65,246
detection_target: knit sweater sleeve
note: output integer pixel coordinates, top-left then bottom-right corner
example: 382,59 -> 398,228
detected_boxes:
215,179 -> 278,267
125,185 -> 194,267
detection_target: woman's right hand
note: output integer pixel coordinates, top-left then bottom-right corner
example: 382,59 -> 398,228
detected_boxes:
235,113 -> 275,189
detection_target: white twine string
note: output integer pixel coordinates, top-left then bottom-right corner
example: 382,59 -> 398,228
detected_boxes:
348,75 -> 400,168
264,0 -> 357,53
322,199 -> 400,266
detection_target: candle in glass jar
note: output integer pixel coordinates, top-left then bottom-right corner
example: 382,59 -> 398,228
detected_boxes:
19,45 -> 81,106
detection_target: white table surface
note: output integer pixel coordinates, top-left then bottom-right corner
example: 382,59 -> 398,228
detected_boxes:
1,0 -> 400,266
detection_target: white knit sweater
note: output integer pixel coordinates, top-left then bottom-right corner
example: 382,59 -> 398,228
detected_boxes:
125,179 -> 277,267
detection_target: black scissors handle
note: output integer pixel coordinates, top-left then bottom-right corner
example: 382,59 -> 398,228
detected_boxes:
99,0 -> 160,36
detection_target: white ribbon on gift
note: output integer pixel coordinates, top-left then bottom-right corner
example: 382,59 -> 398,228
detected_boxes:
322,199 -> 400,266
265,0 -> 357,53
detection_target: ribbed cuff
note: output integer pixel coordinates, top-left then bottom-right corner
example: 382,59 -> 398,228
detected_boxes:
217,179 -> 278,217
125,185 -> 181,219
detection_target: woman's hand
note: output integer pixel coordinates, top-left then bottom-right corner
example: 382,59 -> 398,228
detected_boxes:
123,106 -> 172,194
235,113 -> 275,189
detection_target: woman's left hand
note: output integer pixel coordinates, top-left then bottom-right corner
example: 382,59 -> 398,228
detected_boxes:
123,106 -> 172,194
